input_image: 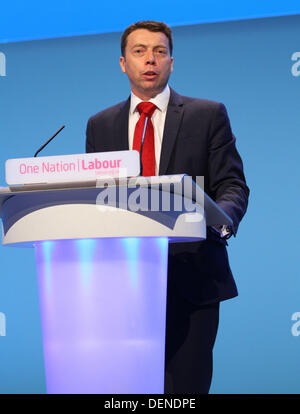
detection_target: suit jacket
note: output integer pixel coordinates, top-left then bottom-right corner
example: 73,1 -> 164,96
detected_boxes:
86,88 -> 249,305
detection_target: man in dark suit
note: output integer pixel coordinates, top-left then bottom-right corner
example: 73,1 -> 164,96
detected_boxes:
86,21 -> 249,394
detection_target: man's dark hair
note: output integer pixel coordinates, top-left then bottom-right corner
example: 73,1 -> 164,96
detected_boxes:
121,21 -> 173,57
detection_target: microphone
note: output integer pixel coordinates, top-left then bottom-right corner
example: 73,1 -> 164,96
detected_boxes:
139,117 -> 149,176
34,125 -> 65,157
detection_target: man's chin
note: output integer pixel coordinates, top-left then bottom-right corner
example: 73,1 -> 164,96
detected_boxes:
131,81 -> 167,100
141,83 -> 166,97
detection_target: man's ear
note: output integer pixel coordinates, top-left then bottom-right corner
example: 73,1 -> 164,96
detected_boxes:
170,56 -> 174,73
120,56 -> 126,74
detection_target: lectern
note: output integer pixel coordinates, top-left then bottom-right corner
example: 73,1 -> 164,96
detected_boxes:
0,158 -> 232,394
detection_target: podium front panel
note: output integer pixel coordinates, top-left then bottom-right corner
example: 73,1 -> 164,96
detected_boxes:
35,237 -> 168,394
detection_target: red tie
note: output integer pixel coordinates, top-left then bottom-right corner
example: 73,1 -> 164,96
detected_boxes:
132,102 -> 157,177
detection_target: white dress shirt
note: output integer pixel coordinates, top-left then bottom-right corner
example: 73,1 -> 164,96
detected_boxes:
128,85 -> 170,175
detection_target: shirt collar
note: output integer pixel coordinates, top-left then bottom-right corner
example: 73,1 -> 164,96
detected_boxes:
130,85 -> 170,115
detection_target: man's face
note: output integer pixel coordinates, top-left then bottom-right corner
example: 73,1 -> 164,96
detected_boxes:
120,29 -> 173,100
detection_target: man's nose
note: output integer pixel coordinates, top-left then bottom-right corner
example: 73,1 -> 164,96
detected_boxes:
145,50 -> 156,64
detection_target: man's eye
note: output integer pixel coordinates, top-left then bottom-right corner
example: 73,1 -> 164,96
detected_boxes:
156,49 -> 167,55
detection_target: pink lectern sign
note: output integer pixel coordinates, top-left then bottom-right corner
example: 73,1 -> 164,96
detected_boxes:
5,150 -> 140,185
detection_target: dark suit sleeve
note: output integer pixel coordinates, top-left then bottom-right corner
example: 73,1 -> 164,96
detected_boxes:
86,117 -> 96,153
207,103 -> 249,235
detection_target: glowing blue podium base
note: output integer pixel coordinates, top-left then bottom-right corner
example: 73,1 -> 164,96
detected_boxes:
35,237 -> 168,394
0,178 -> 231,394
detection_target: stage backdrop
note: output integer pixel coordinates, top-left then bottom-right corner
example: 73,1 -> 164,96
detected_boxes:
1,0 -> 300,42
0,14 -> 299,393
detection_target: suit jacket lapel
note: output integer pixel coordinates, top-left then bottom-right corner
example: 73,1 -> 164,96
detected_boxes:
159,88 -> 184,175
113,97 -> 130,151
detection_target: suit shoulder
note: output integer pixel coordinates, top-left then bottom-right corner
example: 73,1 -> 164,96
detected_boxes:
175,93 -> 230,121
87,100 -> 127,124
180,95 -> 223,110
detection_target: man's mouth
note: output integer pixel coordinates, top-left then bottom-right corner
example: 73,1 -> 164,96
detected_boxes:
142,71 -> 158,79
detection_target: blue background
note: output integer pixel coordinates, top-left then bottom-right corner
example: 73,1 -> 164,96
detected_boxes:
1,0 -> 300,43
0,3 -> 300,394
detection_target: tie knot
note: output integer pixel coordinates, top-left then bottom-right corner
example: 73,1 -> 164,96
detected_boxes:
137,102 -> 157,118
